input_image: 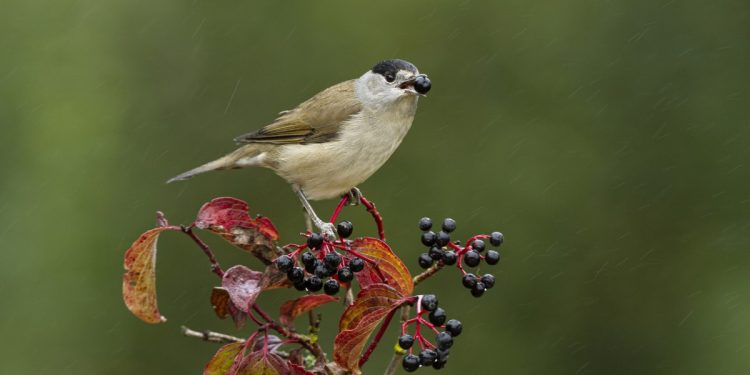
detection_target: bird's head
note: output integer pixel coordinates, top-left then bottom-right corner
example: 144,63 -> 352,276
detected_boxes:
355,59 -> 431,108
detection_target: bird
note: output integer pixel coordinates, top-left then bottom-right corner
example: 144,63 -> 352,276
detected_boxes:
167,59 -> 431,238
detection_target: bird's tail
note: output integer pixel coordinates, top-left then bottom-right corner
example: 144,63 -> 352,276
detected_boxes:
166,145 -> 265,183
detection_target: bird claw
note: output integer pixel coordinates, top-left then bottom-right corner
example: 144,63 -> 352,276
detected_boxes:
318,222 -> 337,240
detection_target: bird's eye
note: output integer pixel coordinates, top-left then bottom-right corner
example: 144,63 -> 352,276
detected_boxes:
385,73 -> 395,83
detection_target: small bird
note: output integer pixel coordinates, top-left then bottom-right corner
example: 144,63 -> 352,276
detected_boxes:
168,59 -> 431,238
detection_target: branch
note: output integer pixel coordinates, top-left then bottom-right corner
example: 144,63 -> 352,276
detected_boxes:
181,225 -> 225,278
383,305 -> 412,375
413,261 -> 445,286
359,195 -> 385,241
181,325 -> 244,343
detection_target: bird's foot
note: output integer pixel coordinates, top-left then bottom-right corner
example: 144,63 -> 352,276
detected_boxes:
317,222 -> 337,240
347,187 -> 362,206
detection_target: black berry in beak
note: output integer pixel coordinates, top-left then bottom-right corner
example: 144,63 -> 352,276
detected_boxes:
414,75 -> 431,94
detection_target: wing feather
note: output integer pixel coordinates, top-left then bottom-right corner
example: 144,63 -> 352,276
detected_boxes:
234,80 -> 361,145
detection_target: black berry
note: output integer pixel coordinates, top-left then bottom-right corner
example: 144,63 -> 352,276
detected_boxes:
323,279 -> 340,295
324,252 -> 342,268
275,255 -> 294,273
471,239 -> 486,252
337,267 -> 354,282
421,231 -> 437,246
336,221 -> 353,238
418,217 -> 433,231
305,276 -> 323,292
481,274 -> 496,289
471,282 -> 486,297
428,307 -> 446,326
348,257 -> 365,272
301,252 -> 316,268
418,253 -> 433,269
398,334 -> 415,350
445,319 -> 462,337
419,349 -> 437,366
421,294 -> 438,311
433,358 -> 447,369
462,274 -> 478,289
314,263 -> 329,278
442,251 -> 457,265
414,75 -> 432,94
436,231 -> 451,247
307,233 -> 324,249
485,250 -> 500,265
304,259 -> 320,274
402,354 -> 420,372
436,331 -> 453,350
428,246 -> 444,260
293,279 -> 306,291
463,250 -> 481,267
490,231 -> 504,246
287,267 -> 304,283
441,218 -> 457,233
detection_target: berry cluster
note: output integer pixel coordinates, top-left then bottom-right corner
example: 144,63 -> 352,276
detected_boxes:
275,221 -> 367,295
399,294 -> 462,371
417,217 -> 504,297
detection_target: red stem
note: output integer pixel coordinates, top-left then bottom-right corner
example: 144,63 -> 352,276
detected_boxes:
329,195 -> 350,223
359,307 -> 398,367
359,195 -> 385,241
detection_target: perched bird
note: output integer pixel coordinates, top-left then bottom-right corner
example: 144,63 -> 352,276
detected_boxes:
168,59 -> 431,238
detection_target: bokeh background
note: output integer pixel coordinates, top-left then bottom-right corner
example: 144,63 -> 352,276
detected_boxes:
1,1 -> 749,373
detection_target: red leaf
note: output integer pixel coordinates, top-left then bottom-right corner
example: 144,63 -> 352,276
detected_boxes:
122,227 -> 169,324
279,295 -> 338,326
210,287 -> 247,328
204,342 -> 244,375
289,363 -> 314,375
334,284 -> 408,372
195,197 -> 279,240
349,238 -> 414,296
230,349 -> 289,375
222,266 -> 265,313
195,197 -> 281,263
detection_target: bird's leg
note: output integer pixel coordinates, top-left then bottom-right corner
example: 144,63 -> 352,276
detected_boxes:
294,186 -> 336,239
347,187 -> 362,206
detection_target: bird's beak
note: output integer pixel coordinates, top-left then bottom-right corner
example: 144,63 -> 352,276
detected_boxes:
399,74 -> 430,96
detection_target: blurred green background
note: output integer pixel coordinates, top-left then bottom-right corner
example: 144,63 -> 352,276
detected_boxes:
1,0 -> 749,373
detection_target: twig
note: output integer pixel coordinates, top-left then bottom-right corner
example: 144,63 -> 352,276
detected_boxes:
181,225 -> 225,278
359,195 -> 385,241
383,305 -> 413,375
181,325 -> 244,343
413,262 -> 445,286
359,307 -> 397,367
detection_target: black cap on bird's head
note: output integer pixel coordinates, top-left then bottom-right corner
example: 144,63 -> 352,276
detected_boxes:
372,59 -> 431,95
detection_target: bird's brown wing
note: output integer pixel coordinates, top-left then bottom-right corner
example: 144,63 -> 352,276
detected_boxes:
233,80 -> 362,145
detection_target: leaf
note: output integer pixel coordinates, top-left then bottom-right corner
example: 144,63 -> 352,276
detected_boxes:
231,350 -> 289,375
222,265 -> 265,313
195,197 -> 281,263
349,238 -> 413,296
210,287 -> 247,328
334,284 -> 408,372
280,295 -> 338,326
204,342 -> 244,375
122,227 -> 169,324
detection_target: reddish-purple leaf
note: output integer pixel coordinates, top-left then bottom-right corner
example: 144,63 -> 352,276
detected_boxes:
194,197 -> 281,263
279,295 -> 338,326
349,238 -> 414,296
204,342 -> 244,375
230,349 -> 289,375
210,287 -> 246,328
122,227 -> 169,324
222,265 -> 264,313
334,284 -> 408,372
